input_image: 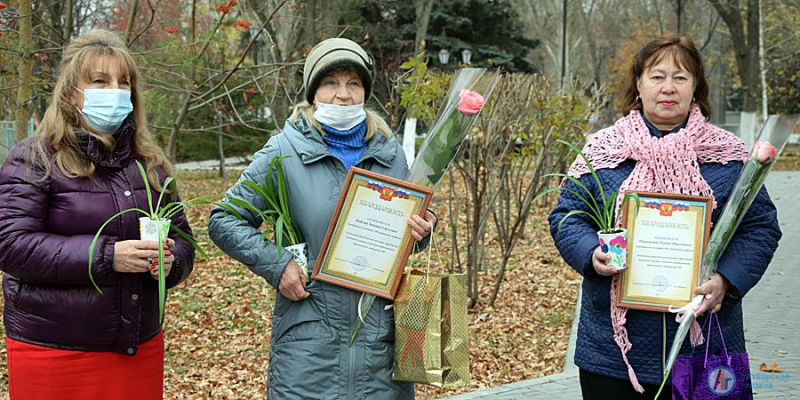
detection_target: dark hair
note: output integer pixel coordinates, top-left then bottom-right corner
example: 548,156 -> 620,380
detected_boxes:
620,34 -> 711,119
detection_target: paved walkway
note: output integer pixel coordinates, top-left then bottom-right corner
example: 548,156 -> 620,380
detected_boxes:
448,171 -> 800,399
741,171 -> 800,398
173,155 -> 251,171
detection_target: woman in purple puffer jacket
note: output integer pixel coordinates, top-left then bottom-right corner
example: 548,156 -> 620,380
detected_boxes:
0,30 -> 194,399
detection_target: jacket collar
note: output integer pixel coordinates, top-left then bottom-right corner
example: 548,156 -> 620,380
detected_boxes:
75,117 -> 136,168
283,115 -> 395,168
640,113 -> 688,138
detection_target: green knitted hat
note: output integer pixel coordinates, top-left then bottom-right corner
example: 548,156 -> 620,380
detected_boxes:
303,38 -> 373,104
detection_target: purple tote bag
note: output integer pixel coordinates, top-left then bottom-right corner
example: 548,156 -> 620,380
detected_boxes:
671,313 -> 753,399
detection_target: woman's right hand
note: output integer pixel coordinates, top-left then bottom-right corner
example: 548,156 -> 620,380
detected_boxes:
279,260 -> 310,301
112,240 -> 163,273
591,246 -> 619,276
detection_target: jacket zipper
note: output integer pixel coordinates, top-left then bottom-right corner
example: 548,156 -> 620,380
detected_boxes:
309,146 -> 382,398
348,290 -> 356,400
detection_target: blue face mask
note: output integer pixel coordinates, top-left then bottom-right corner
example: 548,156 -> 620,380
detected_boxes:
74,88 -> 133,134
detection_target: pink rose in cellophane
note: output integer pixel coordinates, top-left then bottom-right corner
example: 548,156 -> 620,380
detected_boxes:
457,89 -> 484,115
752,141 -> 778,166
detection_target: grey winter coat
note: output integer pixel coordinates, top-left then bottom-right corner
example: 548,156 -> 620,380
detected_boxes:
208,116 -> 417,399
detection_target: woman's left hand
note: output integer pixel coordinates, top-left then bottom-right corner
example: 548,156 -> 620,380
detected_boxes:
408,211 -> 437,242
694,273 -> 730,316
149,238 -> 175,280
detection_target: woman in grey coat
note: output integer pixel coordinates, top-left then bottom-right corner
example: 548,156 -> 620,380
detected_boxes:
208,38 -> 436,399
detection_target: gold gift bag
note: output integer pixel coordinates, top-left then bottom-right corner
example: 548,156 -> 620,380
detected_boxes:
392,269 -> 469,387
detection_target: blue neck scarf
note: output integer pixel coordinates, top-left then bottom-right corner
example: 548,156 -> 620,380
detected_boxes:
321,120 -> 368,171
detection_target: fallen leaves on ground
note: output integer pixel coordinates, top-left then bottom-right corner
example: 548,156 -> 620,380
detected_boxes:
0,170 -> 580,399
774,145 -> 800,171
759,362 -> 784,373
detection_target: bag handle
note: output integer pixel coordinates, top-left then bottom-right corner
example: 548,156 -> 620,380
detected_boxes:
423,230 -> 443,283
689,314 -> 713,357
703,312 -> 731,368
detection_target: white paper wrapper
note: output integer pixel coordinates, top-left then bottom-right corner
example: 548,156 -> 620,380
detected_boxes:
286,242 -> 309,275
139,217 -> 171,242
598,229 -> 627,271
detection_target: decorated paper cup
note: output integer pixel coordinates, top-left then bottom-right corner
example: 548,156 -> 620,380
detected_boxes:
598,229 -> 627,271
286,243 -> 309,276
139,217 -> 171,242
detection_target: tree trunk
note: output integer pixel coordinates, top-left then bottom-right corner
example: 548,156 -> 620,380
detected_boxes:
15,0 -> 33,143
757,0 -> 767,117
560,0 -> 568,89
123,0 -> 141,44
414,0 -> 435,55
218,132 -> 226,178
248,0 -> 307,120
166,0 -> 198,161
62,0 -> 73,44
710,0 -> 761,113
218,43 -> 227,179
743,0 -> 759,113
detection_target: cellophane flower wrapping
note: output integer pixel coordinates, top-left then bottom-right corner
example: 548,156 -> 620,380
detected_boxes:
407,68 -> 500,189
701,115 -> 798,280
656,114 -> 798,398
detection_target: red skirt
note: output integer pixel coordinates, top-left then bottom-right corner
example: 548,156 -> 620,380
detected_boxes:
5,331 -> 164,400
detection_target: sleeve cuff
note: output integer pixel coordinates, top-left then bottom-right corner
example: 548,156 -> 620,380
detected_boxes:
575,234 -> 601,277
101,238 -> 117,276
715,252 -> 752,298
265,252 -> 293,289
412,209 -> 438,253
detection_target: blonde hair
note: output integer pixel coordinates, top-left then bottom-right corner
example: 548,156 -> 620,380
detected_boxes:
290,102 -> 391,141
32,29 -> 171,190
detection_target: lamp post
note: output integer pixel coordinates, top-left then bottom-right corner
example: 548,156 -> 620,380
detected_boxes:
438,49 -> 450,66
461,49 -> 472,65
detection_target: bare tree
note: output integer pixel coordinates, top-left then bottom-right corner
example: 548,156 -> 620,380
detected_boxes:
62,0 -> 74,43
15,0 -> 32,143
244,0 -> 340,122
164,0 -> 289,161
709,0 -> 761,113
488,76 -> 601,306
414,0 -> 435,55
123,0 -> 140,44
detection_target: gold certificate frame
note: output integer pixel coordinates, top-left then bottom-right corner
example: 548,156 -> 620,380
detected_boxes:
311,167 -> 432,300
616,192 -> 712,312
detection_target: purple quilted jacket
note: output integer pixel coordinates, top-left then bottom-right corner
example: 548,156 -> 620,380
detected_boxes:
0,122 -> 194,355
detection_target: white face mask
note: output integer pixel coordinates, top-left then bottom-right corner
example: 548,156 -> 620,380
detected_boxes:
313,100 -> 367,131
74,87 -> 133,134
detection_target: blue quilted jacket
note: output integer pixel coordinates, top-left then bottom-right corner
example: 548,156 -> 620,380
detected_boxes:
549,135 -> 781,385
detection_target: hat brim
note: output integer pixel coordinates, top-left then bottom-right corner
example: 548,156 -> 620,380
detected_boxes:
305,59 -> 373,104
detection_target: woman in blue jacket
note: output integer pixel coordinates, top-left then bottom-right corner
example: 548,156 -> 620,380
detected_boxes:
549,34 -> 781,399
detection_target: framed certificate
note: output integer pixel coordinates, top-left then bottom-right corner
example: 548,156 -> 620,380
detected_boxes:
616,192 -> 712,312
311,167 -> 433,300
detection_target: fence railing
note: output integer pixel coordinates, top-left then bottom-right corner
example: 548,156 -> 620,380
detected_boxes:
0,120 -> 35,165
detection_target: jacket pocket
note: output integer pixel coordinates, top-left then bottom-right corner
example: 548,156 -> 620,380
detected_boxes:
377,300 -> 395,343
271,281 -> 333,344
4,276 -> 21,304
363,340 -> 414,399
267,332 -> 340,399
583,276 -> 611,311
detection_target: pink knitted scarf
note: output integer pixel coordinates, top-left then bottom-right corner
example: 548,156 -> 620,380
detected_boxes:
567,105 -> 748,392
